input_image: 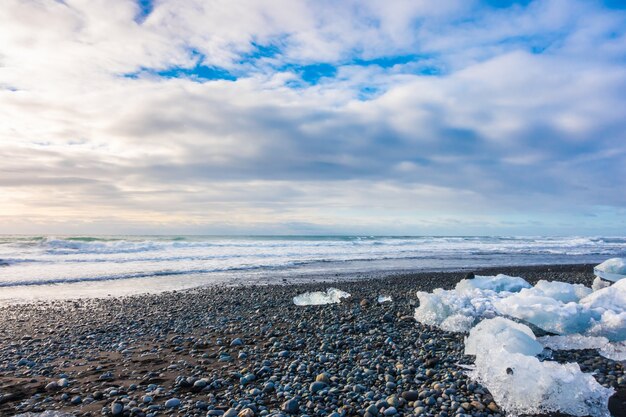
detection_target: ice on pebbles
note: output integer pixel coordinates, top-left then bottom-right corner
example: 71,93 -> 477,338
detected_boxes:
293,288 -> 351,306
594,257 -> 626,282
15,412 -> 74,417
414,274 -> 530,332
415,274 -> 626,341
465,318 -> 614,417
377,295 -> 392,303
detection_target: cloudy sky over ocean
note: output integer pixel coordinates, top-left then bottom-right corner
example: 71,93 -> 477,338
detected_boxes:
1,0 -> 625,235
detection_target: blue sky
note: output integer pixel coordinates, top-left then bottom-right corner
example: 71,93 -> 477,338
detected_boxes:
1,0 -> 626,235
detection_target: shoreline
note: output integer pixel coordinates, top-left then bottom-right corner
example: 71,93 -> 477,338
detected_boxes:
1,263 -> 623,416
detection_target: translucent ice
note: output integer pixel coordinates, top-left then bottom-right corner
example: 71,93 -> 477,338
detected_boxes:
414,274 -> 530,332
455,274 -> 531,293
414,273 -> 625,340
538,335 -> 626,361
465,318 -> 614,417
581,279 -> 626,341
293,288 -> 351,305
594,257 -> 626,282
494,292 -> 597,335
377,295 -> 392,303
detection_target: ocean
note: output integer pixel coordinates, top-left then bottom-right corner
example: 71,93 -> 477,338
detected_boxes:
1,235 -> 625,302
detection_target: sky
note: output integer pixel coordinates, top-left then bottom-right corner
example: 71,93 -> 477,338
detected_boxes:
1,0 -> 626,236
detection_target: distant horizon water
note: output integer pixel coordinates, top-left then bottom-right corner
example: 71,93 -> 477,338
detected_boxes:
1,235 -> 625,302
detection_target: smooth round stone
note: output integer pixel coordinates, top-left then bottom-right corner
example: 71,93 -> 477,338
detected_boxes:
315,373 -> 331,384
310,381 -> 327,393
70,396 -> 82,405
223,408 -> 239,417
208,411 -> 225,416
45,382 -> 60,392
230,338 -> 244,347
165,398 -> 181,408
402,391 -> 419,402
58,378 -> 69,387
366,404 -> 379,415
238,408 -> 255,417
384,407 -> 398,416
93,391 -> 103,400
387,395 -> 401,407
282,398 -> 299,414
194,379 -> 208,389
111,402 -> 124,415
142,395 -> 153,404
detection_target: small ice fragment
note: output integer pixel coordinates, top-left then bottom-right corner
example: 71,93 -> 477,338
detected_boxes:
594,258 -> 626,283
377,295 -> 392,303
592,276 -> 612,291
465,318 -> 614,417
293,288 -> 351,306
15,412 -> 74,417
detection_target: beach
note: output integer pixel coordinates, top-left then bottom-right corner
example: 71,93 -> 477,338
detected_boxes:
1,264 -> 623,417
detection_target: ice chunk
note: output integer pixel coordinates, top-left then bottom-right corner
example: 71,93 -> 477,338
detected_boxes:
581,278 -> 626,312
415,274 -> 530,332
377,295 -> 392,303
594,257 -> 626,282
581,279 -> 626,341
532,280 -> 592,303
465,317 -> 542,356
293,288 -> 351,305
455,274 -> 531,293
414,287 -> 508,332
15,413 -> 74,417
592,276 -> 612,291
538,335 -> 626,361
494,292 -> 598,335
465,318 -> 614,417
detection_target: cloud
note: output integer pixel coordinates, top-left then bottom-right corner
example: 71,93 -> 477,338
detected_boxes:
1,0 -> 625,234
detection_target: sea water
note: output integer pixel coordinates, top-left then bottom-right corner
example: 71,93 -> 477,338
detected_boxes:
0,235 -> 624,302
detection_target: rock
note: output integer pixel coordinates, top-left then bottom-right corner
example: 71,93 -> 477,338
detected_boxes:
315,373 -> 331,384
282,398 -> 299,414
487,402 -> 499,412
230,338 -> 244,347
465,272 -> 475,280
383,407 -> 397,416
386,395 -> 401,407
70,395 -> 82,405
366,404 -> 379,416
360,299 -> 371,308
609,389 -> 626,417
111,402 -> 124,415
165,398 -> 181,408
470,400 -> 485,411
238,408 -> 255,417
224,408 -> 239,417
401,390 -> 419,402
310,381 -> 327,393
45,381 -> 60,391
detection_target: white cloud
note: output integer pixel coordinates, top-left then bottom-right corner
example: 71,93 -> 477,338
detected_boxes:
1,0 -> 625,234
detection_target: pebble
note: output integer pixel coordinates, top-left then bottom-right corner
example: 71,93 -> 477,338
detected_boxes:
165,398 -> 181,408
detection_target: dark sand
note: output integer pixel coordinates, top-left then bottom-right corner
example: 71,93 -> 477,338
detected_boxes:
0,264 -> 623,417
